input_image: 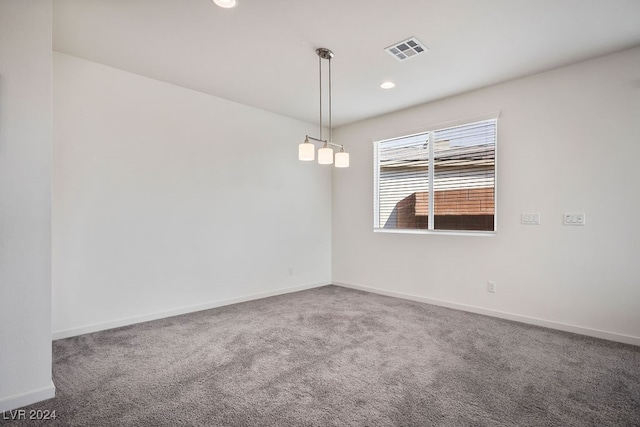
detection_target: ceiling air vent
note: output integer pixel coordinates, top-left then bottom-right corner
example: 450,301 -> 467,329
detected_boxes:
385,37 -> 427,62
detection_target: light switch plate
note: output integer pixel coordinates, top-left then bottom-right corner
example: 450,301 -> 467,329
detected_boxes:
521,213 -> 541,225
563,213 -> 586,226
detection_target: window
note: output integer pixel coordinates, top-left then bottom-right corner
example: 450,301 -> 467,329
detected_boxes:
374,118 -> 497,233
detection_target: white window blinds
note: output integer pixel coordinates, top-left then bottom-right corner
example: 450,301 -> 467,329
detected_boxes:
374,118 -> 497,233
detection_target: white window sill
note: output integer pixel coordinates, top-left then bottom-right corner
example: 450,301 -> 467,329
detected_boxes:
373,228 -> 496,237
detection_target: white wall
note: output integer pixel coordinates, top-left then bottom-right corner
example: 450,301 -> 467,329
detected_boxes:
0,0 -> 55,412
53,53 -> 331,337
332,46 -> 640,345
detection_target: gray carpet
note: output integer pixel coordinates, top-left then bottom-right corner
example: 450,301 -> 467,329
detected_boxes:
2,285 -> 639,426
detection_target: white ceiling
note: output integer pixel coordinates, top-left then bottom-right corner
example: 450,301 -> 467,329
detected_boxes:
53,0 -> 640,127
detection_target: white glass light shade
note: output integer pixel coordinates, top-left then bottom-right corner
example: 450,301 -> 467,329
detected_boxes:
212,0 -> 238,8
335,151 -> 350,168
318,147 -> 334,164
298,141 -> 315,161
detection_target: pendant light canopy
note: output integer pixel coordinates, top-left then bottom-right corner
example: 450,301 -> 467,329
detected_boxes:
297,48 -> 349,168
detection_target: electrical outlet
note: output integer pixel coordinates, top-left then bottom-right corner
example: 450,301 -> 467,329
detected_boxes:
487,281 -> 496,293
288,267 -> 294,275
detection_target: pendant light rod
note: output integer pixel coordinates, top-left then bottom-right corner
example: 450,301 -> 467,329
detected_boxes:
316,48 -> 334,142
328,54 -> 332,144
318,51 -> 322,142
304,135 -> 344,150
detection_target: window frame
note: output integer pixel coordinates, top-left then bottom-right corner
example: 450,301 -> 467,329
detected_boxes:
373,113 -> 499,236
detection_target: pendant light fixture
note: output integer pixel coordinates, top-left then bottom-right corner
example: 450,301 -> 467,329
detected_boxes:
298,48 -> 349,168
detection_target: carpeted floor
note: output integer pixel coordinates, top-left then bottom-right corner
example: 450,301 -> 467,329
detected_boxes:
2,285 -> 639,426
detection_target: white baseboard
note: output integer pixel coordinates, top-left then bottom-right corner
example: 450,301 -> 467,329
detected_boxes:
52,281 -> 329,340
333,281 -> 640,347
0,381 -> 56,413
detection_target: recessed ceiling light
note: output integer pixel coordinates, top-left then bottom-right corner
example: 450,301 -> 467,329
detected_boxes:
380,81 -> 395,89
212,0 -> 238,8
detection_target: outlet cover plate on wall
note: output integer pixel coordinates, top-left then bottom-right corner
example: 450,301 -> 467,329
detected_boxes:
487,281 -> 496,293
